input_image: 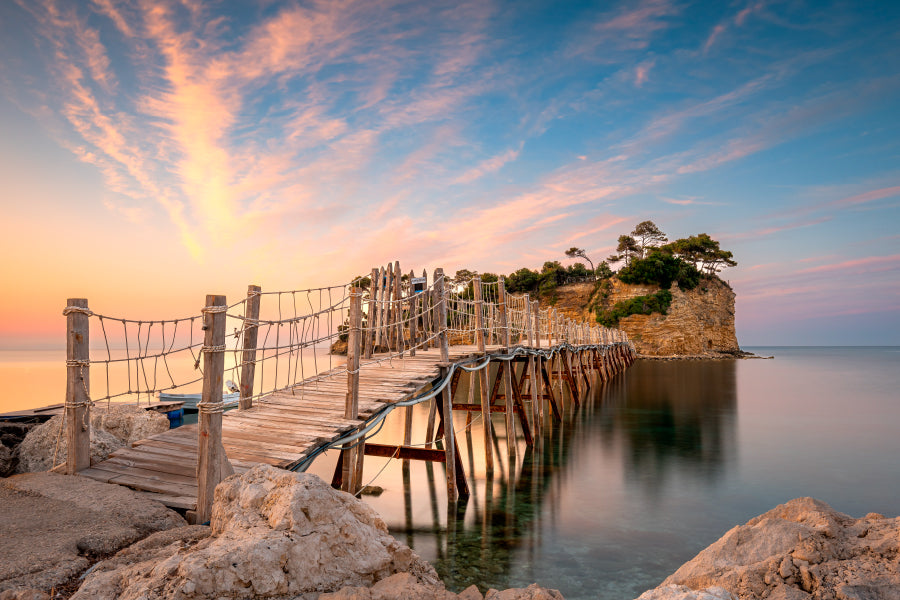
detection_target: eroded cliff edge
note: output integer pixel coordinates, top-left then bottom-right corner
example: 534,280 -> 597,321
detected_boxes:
552,277 -> 740,357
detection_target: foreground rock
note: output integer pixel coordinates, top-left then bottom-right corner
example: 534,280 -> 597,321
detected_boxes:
74,464 -> 438,599
639,497 -> 900,600
0,472 -> 186,594
16,404 -> 169,473
322,573 -> 564,599
0,423 -> 39,476
74,465 -> 564,599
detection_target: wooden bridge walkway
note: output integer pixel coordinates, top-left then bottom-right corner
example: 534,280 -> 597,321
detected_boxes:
79,346 -> 496,511
60,263 -> 634,520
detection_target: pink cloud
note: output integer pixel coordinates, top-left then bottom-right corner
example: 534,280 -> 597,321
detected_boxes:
725,217 -> 831,241
703,24 -> 726,53
567,217 -> 631,243
453,146 -> 522,184
735,1 -> 765,26
834,185 -> 900,208
796,254 -> 900,275
634,60 -> 655,87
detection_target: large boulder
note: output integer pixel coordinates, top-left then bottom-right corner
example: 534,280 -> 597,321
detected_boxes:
16,405 -> 169,473
320,575 -> 566,600
0,441 -> 13,477
643,497 -> 900,600
73,464 -> 441,599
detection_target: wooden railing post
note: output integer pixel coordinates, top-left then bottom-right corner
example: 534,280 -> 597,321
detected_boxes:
422,269 -> 430,348
434,268 -> 457,502
473,276 -> 493,473
393,260 -> 402,353
497,276 -> 516,456
532,299 -> 544,434
196,294 -> 234,524
239,285 -> 261,410
375,266 -> 386,352
342,287 -> 363,494
525,295 -> 540,435
65,298 -> 91,474
365,268 -> 377,358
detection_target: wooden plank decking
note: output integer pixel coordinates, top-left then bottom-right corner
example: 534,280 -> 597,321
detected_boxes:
79,345 -> 495,511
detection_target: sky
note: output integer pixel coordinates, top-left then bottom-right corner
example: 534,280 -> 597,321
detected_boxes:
0,0 -> 898,348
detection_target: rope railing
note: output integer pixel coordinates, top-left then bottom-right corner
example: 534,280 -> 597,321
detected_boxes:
60,263 -> 635,513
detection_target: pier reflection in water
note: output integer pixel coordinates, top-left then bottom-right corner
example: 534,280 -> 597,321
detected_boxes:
307,359 -> 738,599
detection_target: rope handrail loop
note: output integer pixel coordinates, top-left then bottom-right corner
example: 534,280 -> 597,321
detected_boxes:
201,305 -> 228,314
62,306 -> 94,317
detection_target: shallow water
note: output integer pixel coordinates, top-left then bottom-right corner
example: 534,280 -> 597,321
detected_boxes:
305,347 -> 900,599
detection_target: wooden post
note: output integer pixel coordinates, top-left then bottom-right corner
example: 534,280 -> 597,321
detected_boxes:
525,296 -> 540,436
374,266 -> 385,352
408,269 -> 416,353
422,277 -> 431,350
365,268 -> 377,358
498,276 -> 517,455
408,289 -> 418,357
384,263 -> 394,350
239,285 -> 261,410
434,268 -> 457,502
196,294 -> 234,524
393,260 -> 402,353
342,287 -> 363,494
473,276 -> 493,473
532,299 -> 544,433
65,298 -> 91,474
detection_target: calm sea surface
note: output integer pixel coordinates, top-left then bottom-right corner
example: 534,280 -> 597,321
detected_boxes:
2,347 -> 898,599
306,347 -> 900,599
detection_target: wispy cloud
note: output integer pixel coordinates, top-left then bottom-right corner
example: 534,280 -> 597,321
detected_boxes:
724,217 -> 831,241
453,145 -> 522,184
796,254 -> 900,275
634,59 -> 655,87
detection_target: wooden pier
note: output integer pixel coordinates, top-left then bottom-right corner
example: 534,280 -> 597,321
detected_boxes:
56,263 -> 635,520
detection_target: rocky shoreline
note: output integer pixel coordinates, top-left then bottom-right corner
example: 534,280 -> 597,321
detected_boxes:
1,462 -> 897,599
637,350 -> 772,361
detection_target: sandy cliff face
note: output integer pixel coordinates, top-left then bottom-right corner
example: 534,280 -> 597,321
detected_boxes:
607,277 -> 739,356
550,277 -> 739,357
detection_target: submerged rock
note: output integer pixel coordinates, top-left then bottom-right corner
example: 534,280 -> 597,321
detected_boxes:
16,404 -> 169,473
639,497 -> 900,600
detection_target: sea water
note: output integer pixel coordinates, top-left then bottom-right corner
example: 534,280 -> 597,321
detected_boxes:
304,347 -> 900,599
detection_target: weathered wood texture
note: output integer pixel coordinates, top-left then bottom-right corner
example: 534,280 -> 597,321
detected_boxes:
80,344 -> 502,511
65,298 -> 91,474
239,285 -> 261,410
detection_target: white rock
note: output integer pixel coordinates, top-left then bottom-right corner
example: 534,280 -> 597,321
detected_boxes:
16,405 -> 169,473
74,465 -> 440,599
638,497 -> 900,600
636,585 -> 735,600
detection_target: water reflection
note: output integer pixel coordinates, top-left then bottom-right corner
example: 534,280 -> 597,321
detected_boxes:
598,361 -> 738,496
368,360 -> 738,594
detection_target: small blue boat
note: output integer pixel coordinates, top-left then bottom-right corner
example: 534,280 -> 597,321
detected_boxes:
157,391 -> 240,413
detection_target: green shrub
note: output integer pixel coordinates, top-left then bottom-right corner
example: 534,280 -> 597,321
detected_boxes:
617,251 -> 700,290
595,290 -> 673,327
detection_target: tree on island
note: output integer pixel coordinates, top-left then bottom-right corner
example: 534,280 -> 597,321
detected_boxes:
607,235 -> 640,267
631,220 -> 668,257
564,247 -> 595,272
662,233 -> 737,275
